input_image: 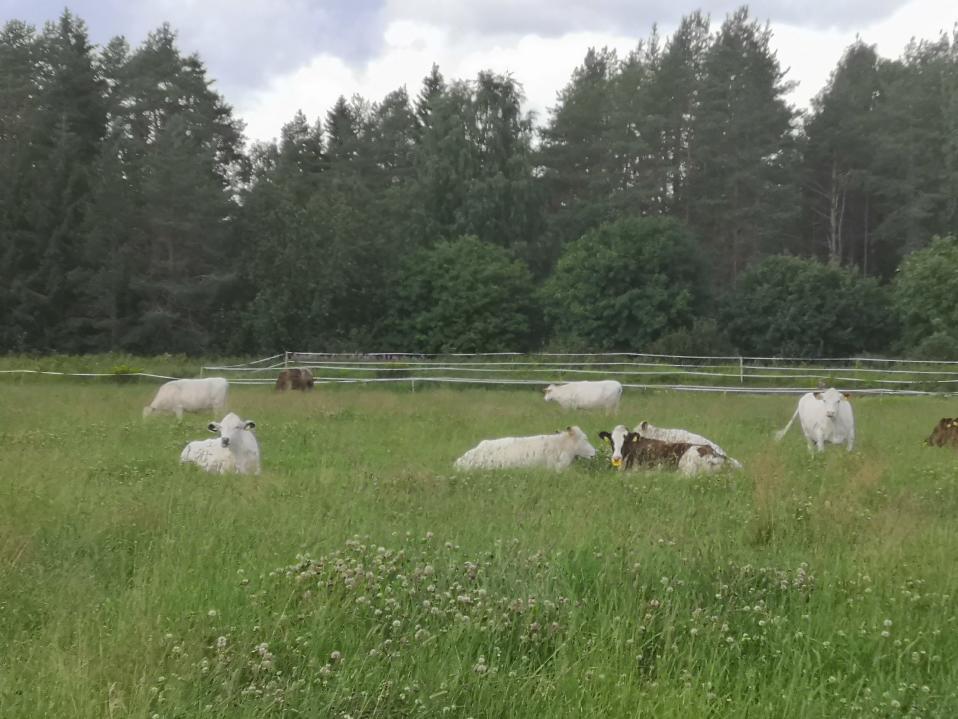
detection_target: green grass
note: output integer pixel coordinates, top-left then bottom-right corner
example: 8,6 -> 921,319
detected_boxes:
1,381 -> 957,717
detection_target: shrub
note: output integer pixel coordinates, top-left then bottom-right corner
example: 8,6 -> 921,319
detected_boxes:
722,255 -> 896,356
542,216 -> 706,351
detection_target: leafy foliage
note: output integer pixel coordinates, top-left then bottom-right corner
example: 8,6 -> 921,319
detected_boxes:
1,8 -> 957,357
386,236 -> 539,353
722,255 -> 895,356
542,217 -> 705,351
893,236 -> 958,353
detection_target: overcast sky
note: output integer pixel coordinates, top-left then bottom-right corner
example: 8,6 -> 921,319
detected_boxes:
3,0 -> 955,144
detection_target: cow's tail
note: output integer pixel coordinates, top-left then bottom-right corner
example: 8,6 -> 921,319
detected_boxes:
774,407 -> 800,442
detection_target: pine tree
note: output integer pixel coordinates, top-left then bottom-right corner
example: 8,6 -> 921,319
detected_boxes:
688,7 -> 798,284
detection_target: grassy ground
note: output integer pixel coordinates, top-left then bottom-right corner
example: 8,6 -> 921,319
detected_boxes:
1,381 -> 957,717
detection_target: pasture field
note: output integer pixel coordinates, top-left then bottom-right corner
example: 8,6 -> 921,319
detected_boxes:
1,381 -> 958,718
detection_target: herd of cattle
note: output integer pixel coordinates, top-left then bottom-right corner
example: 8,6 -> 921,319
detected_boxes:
142,375 -> 957,476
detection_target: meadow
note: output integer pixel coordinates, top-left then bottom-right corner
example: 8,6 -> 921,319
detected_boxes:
1,379 -> 957,718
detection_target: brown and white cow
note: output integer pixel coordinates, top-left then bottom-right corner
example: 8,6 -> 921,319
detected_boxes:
598,425 -> 730,476
275,367 -> 315,391
927,417 -> 958,447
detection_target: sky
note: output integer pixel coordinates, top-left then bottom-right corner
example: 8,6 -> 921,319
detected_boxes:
2,0 -> 955,144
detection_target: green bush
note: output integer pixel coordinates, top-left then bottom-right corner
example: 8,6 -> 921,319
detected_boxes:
541,216 -> 706,351
385,236 -> 540,353
722,255 -> 896,356
894,236 -> 958,351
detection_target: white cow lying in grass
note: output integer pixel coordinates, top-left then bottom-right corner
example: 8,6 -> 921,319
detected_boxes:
635,420 -> 743,469
775,388 -> 855,452
180,412 -> 261,475
455,426 -> 596,471
144,377 -> 228,419
543,380 -> 622,411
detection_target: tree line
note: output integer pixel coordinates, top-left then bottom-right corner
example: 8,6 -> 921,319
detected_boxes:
2,9 -> 957,358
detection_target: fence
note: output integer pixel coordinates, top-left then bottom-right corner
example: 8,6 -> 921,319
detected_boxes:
197,351 -> 958,396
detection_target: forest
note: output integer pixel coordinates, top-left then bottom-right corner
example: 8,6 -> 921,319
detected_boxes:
1,8 -> 957,358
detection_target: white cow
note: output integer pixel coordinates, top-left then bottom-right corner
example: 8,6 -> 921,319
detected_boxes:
775,388 -> 855,452
543,380 -> 623,411
455,426 -> 597,471
144,377 -> 229,419
635,420 -> 743,469
180,412 -> 261,474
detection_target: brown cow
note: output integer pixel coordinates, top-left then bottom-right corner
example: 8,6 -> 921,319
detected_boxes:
927,417 -> 958,447
598,426 -> 728,476
275,367 -> 315,391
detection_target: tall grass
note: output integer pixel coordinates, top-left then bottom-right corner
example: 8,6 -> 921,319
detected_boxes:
1,382 -> 957,717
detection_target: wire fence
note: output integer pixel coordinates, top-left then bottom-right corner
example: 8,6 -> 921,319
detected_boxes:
4,351 -> 958,395
195,351 -> 958,396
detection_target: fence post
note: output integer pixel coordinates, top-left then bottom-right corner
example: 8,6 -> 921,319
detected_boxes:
739,356 -> 745,384
284,351 -> 289,369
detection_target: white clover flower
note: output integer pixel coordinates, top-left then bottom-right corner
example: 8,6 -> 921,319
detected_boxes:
330,650 -> 342,662
883,619 -> 893,628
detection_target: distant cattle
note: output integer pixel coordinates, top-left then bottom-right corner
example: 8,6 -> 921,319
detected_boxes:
927,417 -> 958,447
454,426 -> 597,471
598,425 -> 730,475
635,420 -> 743,469
543,380 -> 622,411
275,367 -> 315,391
180,412 -> 261,475
775,388 -> 855,452
143,377 -> 228,420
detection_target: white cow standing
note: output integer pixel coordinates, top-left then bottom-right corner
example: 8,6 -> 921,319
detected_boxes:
455,426 -> 597,471
543,380 -> 623,411
775,388 -> 855,452
143,377 -> 229,419
180,412 -> 261,475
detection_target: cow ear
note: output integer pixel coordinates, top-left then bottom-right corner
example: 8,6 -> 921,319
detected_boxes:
207,422 -> 219,433
813,392 -> 822,400
842,392 -> 851,400
598,431 -> 612,445
244,421 -> 256,430
631,434 -> 639,443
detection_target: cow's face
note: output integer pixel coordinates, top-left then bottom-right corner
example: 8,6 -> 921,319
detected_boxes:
565,425 -> 596,460
815,387 -> 847,418
598,425 -> 630,467
543,385 -> 556,402
208,412 -> 256,448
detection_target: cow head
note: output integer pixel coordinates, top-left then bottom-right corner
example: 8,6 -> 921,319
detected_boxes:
563,425 -> 597,460
813,387 -> 847,419
208,412 -> 257,448
598,425 -> 630,468
543,384 -> 557,402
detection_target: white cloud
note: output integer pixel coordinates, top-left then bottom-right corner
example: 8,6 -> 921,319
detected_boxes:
236,0 -> 955,143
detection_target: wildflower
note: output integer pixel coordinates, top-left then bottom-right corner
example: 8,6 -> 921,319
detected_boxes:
883,619 -> 893,628
330,650 -> 342,663
207,609 -> 218,618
